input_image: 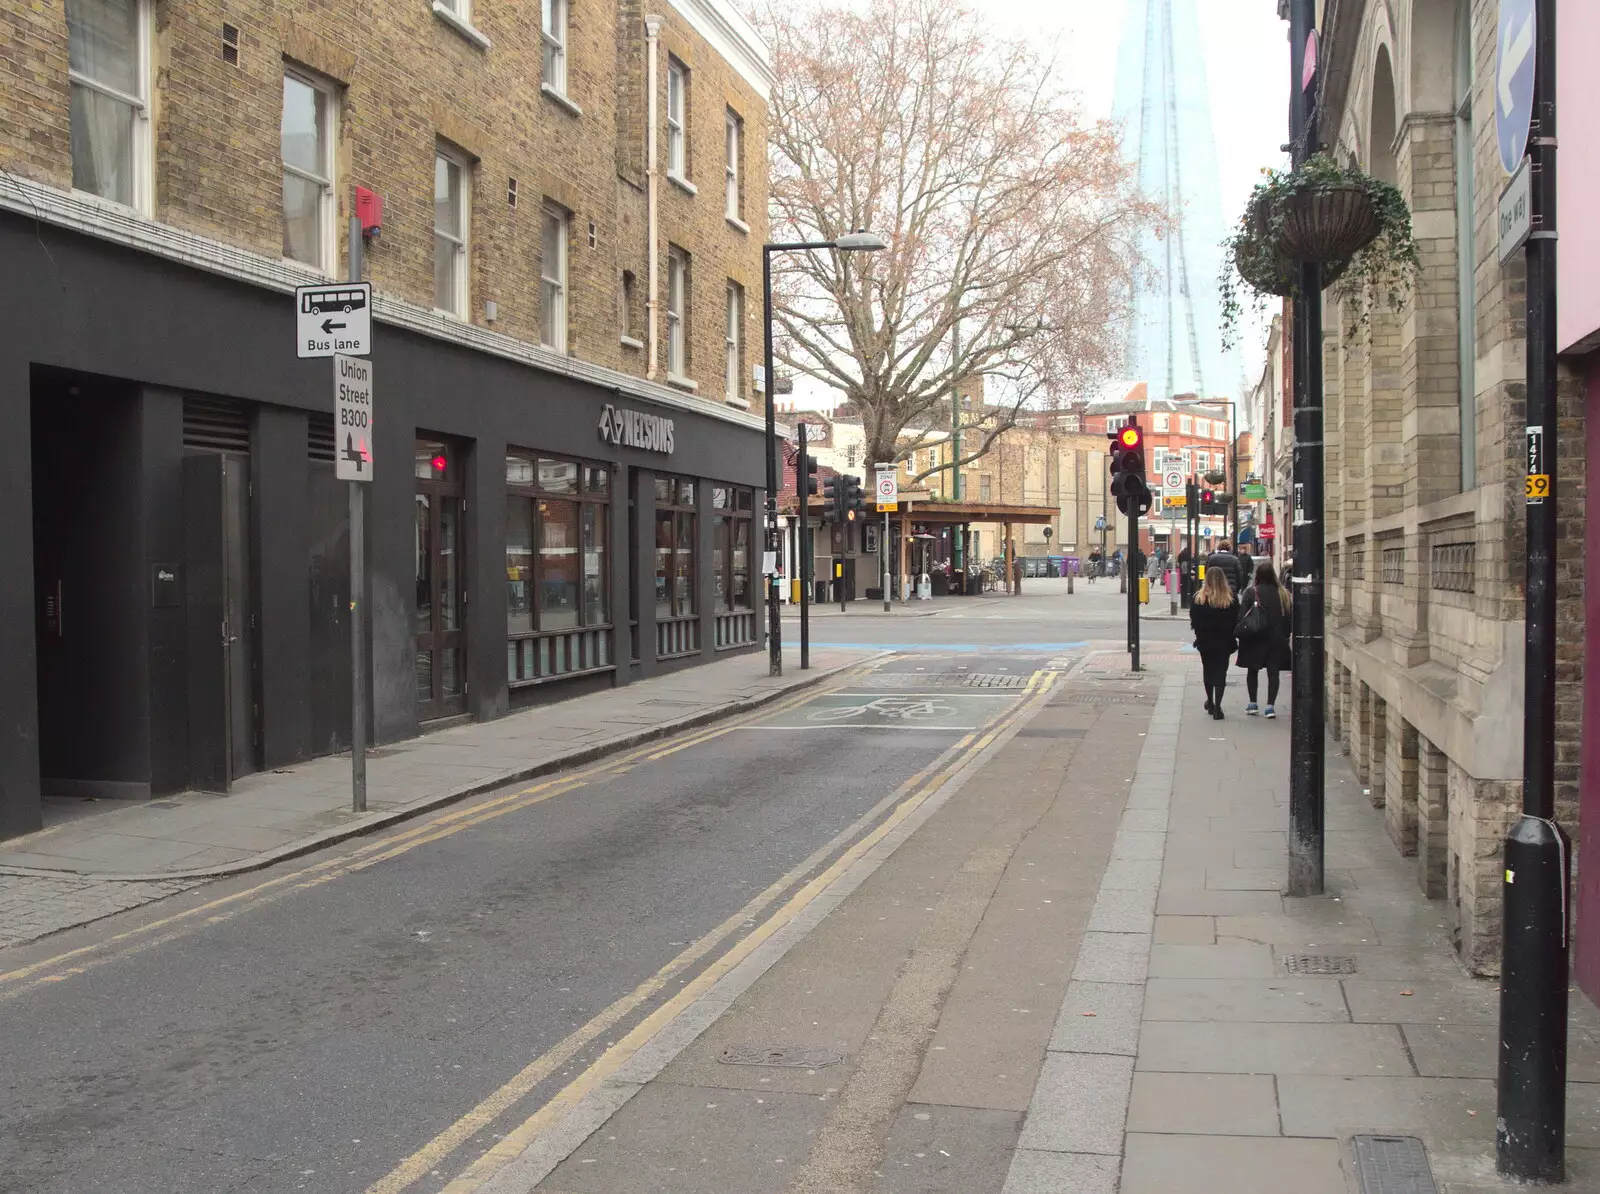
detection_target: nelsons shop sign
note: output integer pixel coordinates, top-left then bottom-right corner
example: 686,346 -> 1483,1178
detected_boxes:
599,404 -> 675,455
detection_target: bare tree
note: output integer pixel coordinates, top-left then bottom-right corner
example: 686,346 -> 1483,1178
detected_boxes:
761,0 -> 1156,479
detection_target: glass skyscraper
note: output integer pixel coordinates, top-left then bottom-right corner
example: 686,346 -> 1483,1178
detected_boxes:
1112,0 -> 1241,403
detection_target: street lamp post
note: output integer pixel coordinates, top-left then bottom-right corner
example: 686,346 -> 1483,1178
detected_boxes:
762,231 -> 888,676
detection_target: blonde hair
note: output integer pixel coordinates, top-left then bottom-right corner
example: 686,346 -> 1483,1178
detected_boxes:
1195,565 -> 1233,607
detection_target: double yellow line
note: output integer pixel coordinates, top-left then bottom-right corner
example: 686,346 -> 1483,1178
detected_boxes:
376,669 -> 1060,1194
0,676 -> 852,1001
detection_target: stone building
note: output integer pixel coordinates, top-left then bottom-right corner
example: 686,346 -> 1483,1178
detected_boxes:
1314,0 -> 1585,974
0,0 -> 772,837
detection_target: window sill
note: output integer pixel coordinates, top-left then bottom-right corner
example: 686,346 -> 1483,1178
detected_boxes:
667,172 -> 697,197
725,214 -> 750,235
541,82 -> 582,117
724,394 -> 750,410
666,372 -> 698,392
432,2 -> 491,50
619,334 -> 645,350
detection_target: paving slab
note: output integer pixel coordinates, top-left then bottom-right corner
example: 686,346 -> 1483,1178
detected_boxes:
1402,1023 -> 1600,1083
1121,1133 -> 1348,1194
1142,976 -> 1350,1023
1014,1051 -> 1133,1155
1152,915 -> 1215,945
1001,1149 -> 1120,1194
1126,1071 -> 1281,1136
870,1103 -> 1020,1194
1342,978 -> 1500,1025
1147,942 -> 1278,979
1137,1019 -> 1413,1076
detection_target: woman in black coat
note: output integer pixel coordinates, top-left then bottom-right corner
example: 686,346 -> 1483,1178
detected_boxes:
1235,560 -> 1293,718
1188,565 -> 1239,719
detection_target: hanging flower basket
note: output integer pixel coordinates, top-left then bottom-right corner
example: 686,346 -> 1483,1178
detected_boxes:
1218,154 -> 1420,348
1276,183 -> 1381,264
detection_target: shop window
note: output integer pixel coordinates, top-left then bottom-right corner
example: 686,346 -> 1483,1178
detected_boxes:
712,485 -> 754,613
506,450 -> 612,685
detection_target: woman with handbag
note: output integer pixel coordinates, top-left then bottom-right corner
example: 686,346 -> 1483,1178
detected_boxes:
1236,560 -> 1293,718
1189,565 -> 1239,720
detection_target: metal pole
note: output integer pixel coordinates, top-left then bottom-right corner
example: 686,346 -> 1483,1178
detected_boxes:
1127,506 -> 1140,672
950,320 -> 964,579
1497,0 -> 1568,1177
1287,0 -> 1325,897
882,501 -> 891,612
1229,404 -> 1239,544
798,423 -> 811,669
347,215 -> 367,814
762,247 -> 782,676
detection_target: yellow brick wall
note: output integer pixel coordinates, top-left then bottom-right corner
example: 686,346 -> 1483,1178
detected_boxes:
0,0 -> 768,405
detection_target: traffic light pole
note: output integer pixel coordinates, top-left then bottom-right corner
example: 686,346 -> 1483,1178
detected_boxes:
798,424 -> 811,671
1128,507 -> 1140,672
1287,0 -> 1326,899
1496,0 -> 1568,1179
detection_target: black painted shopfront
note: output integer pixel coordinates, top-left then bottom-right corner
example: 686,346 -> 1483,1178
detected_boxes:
0,212 -> 765,838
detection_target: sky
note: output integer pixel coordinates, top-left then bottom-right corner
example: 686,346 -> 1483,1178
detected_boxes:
783,0 -> 1290,419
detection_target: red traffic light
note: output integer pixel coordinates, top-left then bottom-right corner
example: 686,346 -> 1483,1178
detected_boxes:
1118,425 -> 1142,450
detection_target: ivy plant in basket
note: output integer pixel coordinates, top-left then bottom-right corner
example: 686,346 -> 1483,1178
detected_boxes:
1218,153 -> 1420,349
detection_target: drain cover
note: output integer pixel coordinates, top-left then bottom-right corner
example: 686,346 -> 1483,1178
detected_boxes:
1352,1135 -> 1437,1194
718,1045 -> 843,1069
1283,953 -> 1358,975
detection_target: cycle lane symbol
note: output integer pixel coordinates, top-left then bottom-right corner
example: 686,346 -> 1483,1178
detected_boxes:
806,696 -> 959,723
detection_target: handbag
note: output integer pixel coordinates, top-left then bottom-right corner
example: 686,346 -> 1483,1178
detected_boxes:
1236,588 -> 1267,641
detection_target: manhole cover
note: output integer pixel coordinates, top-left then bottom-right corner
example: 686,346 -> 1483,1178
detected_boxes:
963,673 -> 1026,689
1351,1135 -> 1437,1194
718,1045 -> 844,1069
860,673 -> 1026,689
1283,953 -> 1358,975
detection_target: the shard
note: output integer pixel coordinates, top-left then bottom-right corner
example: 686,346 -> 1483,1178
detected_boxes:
1112,0 -> 1240,403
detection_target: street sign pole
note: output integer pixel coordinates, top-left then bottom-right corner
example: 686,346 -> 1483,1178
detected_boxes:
346,216 -> 367,815
1287,0 -> 1326,899
1497,0 -> 1568,1180
798,424 -> 811,671
1127,504 -> 1140,672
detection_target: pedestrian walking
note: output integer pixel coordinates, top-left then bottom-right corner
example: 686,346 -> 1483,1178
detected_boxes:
1204,539 -> 1244,593
1189,564 -> 1239,719
1236,560 -> 1292,718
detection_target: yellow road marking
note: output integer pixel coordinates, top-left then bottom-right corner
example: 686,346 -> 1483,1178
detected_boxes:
0,673 -> 863,997
378,673 -> 1058,1194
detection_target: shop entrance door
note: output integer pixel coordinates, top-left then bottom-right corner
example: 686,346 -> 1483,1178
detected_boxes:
415,438 -> 467,721
183,451 -> 259,788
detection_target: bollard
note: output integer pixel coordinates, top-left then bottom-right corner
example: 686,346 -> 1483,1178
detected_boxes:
1068,570 -> 1075,595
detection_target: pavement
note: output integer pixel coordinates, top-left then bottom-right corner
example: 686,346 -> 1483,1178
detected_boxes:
466,654 -> 1600,1194
0,647 -> 869,947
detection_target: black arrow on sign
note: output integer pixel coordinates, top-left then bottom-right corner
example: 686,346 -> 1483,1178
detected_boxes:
322,318 -> 347,334
343,432 -> 365,471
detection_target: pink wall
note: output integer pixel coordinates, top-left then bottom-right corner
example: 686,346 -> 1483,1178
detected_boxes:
1576,364 -> 1600,1003
1558,0 -> 1600,353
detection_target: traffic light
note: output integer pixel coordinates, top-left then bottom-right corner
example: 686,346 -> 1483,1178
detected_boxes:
844,474 -> 867,521
1108,419 -> 1153,517
804,454 -> 819,500
822,475 -> 842,522
1199,488 -> 1216,516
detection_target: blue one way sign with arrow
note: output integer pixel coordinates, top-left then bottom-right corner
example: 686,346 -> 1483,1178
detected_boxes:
1496,0 -> 1536,175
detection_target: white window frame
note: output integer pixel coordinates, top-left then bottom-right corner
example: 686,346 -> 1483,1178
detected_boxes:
67,0 -> 155,215
433,144 -> 471,318
1181,448 -> 1193,474
1179,415 -> 1193,435
667,59 -> 688,180
724,109 -> 741,220
540,203 -> 568,352
667,248 -> 688,378
1195,418 -> 1210,438
1152,413 -> 1169,432
437,0 -> 470,19
1196,451 -> 1210,472
281,66 -> 338,274
541,0 -> 568,96
725,282 -> 743,402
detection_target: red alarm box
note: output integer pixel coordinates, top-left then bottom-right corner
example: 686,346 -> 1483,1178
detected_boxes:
356,186 -> 384,239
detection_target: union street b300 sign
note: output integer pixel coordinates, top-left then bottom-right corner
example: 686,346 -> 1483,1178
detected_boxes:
599,404 -> 675,454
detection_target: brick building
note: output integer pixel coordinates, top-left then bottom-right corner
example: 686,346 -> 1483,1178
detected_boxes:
0,0 -> 773,836
1315,0 -> 1585,977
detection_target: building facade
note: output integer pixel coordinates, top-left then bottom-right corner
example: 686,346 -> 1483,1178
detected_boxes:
1315,0 -> 1585,977
0,0 -> 773,837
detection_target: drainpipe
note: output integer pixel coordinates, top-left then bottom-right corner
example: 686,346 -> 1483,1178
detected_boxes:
645,15 -> 662,379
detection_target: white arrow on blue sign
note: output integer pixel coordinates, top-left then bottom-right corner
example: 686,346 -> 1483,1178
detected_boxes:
1495,0 -> 1536,176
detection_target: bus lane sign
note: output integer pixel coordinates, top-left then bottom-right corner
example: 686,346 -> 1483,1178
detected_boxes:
297,282 -> 372,358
